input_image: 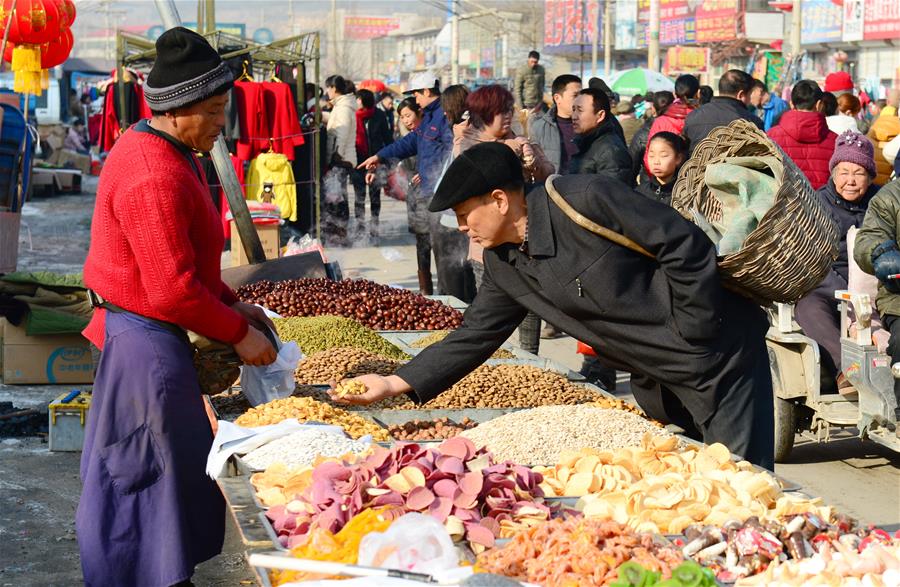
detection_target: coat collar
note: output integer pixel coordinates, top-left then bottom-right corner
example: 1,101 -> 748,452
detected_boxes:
573,117 -> 615,153
523,185 -> 556,257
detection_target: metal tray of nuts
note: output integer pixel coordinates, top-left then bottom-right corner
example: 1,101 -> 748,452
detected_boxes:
379,331 -> 585,381
358,407 -> 523,426
425,294 -> 469,310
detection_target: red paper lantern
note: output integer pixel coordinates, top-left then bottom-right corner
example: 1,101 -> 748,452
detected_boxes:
7,0 -> 62,45
57,0 -> 73,28
40,26 -> 70,68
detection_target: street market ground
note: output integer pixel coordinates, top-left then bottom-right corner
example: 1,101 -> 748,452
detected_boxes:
0,180 -> 897,586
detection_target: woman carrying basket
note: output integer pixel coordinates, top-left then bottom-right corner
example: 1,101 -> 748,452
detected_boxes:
336,142 -> 775,469
77,28 -> 276,587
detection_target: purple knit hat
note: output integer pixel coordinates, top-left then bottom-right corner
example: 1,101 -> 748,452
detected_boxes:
829,130 -> 876,177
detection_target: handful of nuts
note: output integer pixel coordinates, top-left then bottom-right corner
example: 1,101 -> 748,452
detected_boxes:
334,379 -> 367,398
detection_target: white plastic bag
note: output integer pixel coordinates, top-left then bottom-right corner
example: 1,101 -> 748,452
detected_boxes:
358,513 -> 458,576
240,329 -> 302,407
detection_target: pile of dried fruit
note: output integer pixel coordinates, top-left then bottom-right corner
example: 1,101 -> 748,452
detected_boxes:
210,386 -> 324,420
680,513 -> 896,583
271,508 -> 399,586
555,436 -> 825,534
251,455 -> 366,508
295,347 -> 400,384
234,396 -> 390,441
388,417 -> 478,441
411,330 -> 517,359
238,278 -> 463,330
612,560 -> 717,587
475,517 -> 684,587
265,437 -> 550,550
460,405 -> 666,464
273,316 -> 409,359
422,364 -> 600,409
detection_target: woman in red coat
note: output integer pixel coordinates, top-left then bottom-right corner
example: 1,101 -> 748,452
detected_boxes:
78,28 -> 276,587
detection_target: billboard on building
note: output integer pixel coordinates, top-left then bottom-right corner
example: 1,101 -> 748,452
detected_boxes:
344,16 -> 400,40
802,0 -> 842,44
842,0 -> 864,41
695,0 -> 741,43
544,0 -> 602,53
615,0 -> 638,50
663,46 -> 709,75
863,0 -> 900,41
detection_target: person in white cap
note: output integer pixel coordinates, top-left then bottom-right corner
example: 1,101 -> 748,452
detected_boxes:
358,71 -> 475,301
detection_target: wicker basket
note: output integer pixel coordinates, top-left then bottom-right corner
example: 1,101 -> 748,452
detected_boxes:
671,119 -> 839,304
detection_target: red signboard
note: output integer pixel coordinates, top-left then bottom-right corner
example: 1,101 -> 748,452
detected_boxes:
344,16 -> 400,40
544,0 -> 601,48
863,0 -> 900,40
695,0 -> 741,43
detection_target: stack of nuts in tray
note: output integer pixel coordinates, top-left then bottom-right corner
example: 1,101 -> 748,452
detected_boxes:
237,278 -> 463,330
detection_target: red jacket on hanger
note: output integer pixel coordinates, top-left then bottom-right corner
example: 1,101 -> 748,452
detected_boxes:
262,81 -> 305,160
234,81 -> 268,161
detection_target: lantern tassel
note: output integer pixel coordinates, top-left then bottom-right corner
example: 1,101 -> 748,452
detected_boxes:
12,44 -> 42,73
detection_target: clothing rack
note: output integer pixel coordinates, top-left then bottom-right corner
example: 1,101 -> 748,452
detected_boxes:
115,29 -> 323,254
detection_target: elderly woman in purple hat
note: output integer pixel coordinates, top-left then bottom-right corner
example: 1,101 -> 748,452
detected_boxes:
795,130 -> 880,396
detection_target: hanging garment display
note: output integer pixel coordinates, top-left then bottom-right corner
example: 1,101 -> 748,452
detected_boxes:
262,80 -> 305,159
234,80 -> 305,162
246,152 -> 297,222
98,81 -> 152,152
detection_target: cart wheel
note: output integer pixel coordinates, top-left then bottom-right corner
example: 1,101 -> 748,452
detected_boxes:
774,396 -> 797,463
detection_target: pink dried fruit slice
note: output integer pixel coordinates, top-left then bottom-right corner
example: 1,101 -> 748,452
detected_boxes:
464,522 -> 496,547
439,436 -> 475,460
433,478 -> 458,498
436,455 -> 465,475
429,496 -> 454,522
406,486 -> 436,511
459,472 -> 484,496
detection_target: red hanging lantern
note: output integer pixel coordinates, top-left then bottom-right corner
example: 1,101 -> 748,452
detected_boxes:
40,26 -> 70,68
8,0 -> 61,45
56,0 -> 73,28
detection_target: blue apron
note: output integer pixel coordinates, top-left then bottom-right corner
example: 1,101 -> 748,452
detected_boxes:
76,311 -> 224,586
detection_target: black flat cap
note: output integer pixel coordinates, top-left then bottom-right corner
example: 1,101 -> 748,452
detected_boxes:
429,142 -> 524,212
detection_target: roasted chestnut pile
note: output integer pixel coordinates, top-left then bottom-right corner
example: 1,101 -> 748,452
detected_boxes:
237,278 -> 463,331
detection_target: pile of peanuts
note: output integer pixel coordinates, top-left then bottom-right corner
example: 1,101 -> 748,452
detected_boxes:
295,347 -> 400,384
422,364 -> 601,409
234,396 -> 390,441
410,331 -> 517,359
387,417 -> 478,441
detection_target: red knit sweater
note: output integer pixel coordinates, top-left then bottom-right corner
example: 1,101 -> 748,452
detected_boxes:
83,126 -> 249,349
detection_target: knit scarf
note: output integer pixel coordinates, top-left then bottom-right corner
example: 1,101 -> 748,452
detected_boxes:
355,107 -> 374,158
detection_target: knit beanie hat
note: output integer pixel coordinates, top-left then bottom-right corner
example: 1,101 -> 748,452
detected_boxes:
829,130 -> 876,177
144,27 -> 234,112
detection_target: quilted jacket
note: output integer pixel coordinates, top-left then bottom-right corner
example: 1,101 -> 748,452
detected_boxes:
767,110 -> 837,190
868,114 -> 900,187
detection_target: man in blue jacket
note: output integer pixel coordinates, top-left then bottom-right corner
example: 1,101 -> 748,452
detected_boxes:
358,72 -> 474,301
749,79 -> 789,132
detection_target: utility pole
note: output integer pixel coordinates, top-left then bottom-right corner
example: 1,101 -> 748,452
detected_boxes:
288,0 -> 294,36
205,0 -> 215,34
790,0 -> 802,62
331,0 -> 338,72
591,1 -> 599,78
579,0 -> 586,79
648,0 -> 660,71
451,0 -> 460,84
604,0 -> 612,76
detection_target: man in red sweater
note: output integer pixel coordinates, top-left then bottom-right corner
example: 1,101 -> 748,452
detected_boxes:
767,80 -> 837,189
78,27 -> 275,587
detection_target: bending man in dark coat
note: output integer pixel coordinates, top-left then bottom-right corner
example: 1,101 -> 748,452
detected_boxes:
336,142 -> 774,468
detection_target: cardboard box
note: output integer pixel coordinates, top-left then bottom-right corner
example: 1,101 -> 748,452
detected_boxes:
230,221 -> 280,267
0,318 -> 94,384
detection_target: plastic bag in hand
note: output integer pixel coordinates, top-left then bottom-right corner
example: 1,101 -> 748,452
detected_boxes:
240,329 -> 303,407
358,513 -> 457,575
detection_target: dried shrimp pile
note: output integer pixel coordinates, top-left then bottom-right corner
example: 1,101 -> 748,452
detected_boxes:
475,517 -> 684,587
